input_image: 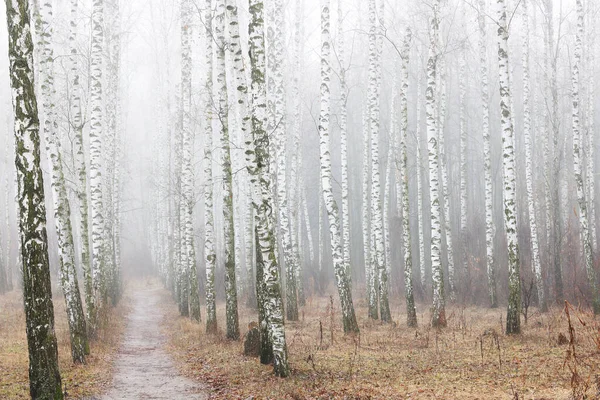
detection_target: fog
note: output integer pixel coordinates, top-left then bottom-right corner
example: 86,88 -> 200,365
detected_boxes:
2,0 -> 600,396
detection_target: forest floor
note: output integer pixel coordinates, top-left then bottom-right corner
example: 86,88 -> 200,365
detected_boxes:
0,283 -> 128,398
163,287 -> 600,400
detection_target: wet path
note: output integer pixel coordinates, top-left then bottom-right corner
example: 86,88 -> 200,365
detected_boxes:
98,286 -> 208,400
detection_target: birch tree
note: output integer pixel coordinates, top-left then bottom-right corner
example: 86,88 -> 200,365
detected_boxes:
176,0 -> 190,318
291,0 -> 305,306
572,0 -> 600,315
367,0 -> 390,322
89,0 -> 107,324
180,0 -> 200,322
458,40 -> 469,296
496,0 -> 521,334
337,0 -> 351,291
522,0 -> 546,312
437,55 -> 456,302
416,75 -> 426,289
106,0 -> 122,306
216,0 -> 240,339
225,0 -> 255,309
399,28 -> 417,327
586,11 -> 596,252
319,0 -> 360,334
427,0 -> 446,328
4,0 -> 63,395
204,0 -> 218,334
68,0 -> 94,320
362,107 -> 375,316
479,0 -> 497,308
247,0 -> 290,376
266,0 -> 299,322
35,0 -> 89,363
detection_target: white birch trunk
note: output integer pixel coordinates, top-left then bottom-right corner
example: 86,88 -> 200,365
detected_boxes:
89,0 -> 107,320
459,41 -> 469,295
522,0 -> 546,312
266,0 -> 298,322
496,0 -> 521,334
367,0 -> 390,321
586,12 -> 597,252
572,0 -> 600,315
416,74 -> 426,288
399,28 -> 417,327
247,0 -> 290,375
35,0 -> 89,363
479,0 -> 497,307
216,0 -> 240,339
204,0 -> 218,334
319,0 -> 360,333
427,0 -> 446,327
436,56 -> 456,302
338,0 -> 351,290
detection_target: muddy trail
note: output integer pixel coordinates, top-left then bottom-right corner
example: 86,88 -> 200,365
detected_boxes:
94,285 -> 208,400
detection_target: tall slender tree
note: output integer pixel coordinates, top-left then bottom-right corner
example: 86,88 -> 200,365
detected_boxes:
572,0 -> 600,315
266,0 -> 298,322
106,0 -> 122,305
337,0 -> 351,291
89,0 -> 107,323
225,0 -> 256,309
216,0 -> 240,339
399,28 -> 417,327
415,74 -> 426,289
204,0 -> 218,334
366,0 -> 389,321
522,0 -> 546,312
34,0 -> 88,363
68,0 -> 93,320
180,0 -> 200,322
4,0 -> 63,396
427,0 -> 446,328
248,0 -> 290,376
496,0 -> 521,334
437,56 -> 455,302
479,0 -> 497,308
318,0 -> 360,334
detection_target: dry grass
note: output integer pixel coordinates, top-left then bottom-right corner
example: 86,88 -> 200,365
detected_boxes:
0,284 -> 129,399
162,289 -> 600,400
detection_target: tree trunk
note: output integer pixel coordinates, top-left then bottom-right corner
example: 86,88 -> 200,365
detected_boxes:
496,0 -> 521,334
34,0 -> 89,363
203,0 -> 217,334
572,0 -> 600,315
437,56 -> 455,303
248,0 -> 290,376
479,0 -> 497,308
399,28 -> 417,327
180,0 -> 200,322
89,0 -> 107,327
5,0 -> 64,395
319,0 -> 360,334
522,0 -> 546,312
427,0 -> 446,328
216,0 -> 240,339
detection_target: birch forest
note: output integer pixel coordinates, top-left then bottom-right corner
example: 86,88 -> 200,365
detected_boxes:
1,0 -> 600,398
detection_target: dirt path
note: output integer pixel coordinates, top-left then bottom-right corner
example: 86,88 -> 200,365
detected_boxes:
98,286 -> 208,400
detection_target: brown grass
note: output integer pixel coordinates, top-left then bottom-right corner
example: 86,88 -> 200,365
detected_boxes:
0,284 -> 129,399
162,289 -> 600,400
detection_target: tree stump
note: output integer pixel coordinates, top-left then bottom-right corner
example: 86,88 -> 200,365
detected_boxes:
244,322 -> 261,357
